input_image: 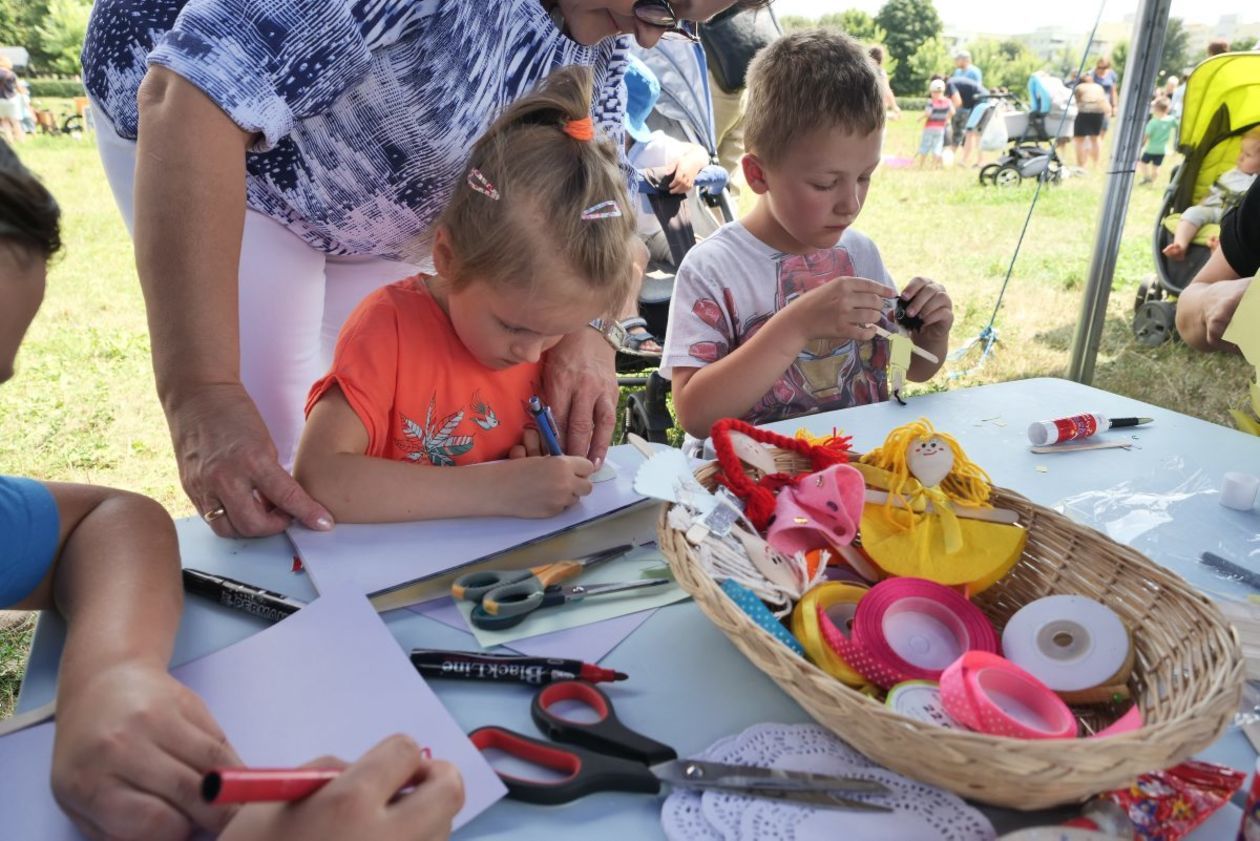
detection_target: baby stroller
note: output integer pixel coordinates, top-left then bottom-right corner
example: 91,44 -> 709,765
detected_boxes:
1133,51 -> 1260,346
619,39 -> 739,443
978,94 -> 1065,187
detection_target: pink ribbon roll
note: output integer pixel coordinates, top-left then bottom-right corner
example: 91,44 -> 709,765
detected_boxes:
939,650 -> 1078,740
818,577 -> 998,689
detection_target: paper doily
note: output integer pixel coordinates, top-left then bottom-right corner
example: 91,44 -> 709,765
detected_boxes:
661,723 -> 995,841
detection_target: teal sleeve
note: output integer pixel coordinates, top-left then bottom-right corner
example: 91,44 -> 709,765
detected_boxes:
0,476 -> 60,605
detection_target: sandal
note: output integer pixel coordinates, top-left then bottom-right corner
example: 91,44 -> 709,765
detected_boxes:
617,317 -> 663,358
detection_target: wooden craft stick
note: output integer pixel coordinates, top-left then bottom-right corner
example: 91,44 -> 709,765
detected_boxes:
625,432 -> 657,459
864,489 -> 1020,525
870,325 -> 939,364
1028,440 -> 1133,455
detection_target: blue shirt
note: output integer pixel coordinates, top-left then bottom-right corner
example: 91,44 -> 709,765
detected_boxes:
953,65 -> 983,86
82,0 -> 632,265
1028,75 -> 1053,113
0,476 -> 59,606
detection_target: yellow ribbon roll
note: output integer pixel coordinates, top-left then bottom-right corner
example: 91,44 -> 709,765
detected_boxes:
792,582 -> 873,690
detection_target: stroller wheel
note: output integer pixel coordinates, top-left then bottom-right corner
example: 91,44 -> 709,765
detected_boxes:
1133,274 -> 1163,315
994,165 -> 1022,188
1133,299 -> 1177,347
978,163 -> 1000,186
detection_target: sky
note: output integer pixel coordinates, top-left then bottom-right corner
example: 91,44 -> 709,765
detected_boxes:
770,0 -> 1256,35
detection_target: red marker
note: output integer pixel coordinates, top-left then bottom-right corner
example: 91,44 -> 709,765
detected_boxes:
203,751 -> 431,804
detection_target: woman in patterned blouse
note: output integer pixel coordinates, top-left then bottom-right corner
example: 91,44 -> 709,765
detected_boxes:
81,0 -> 766,539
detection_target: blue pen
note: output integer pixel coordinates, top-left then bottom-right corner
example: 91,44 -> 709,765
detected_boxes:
528,395 -> 564,456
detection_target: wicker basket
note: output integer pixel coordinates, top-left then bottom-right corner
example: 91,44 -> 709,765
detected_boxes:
659,448 -> 1244,810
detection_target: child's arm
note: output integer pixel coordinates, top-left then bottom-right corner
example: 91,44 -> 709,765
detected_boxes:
294,386 -> 595,522
671,276 -> 891,438
898,276 -> 953,381
10,482 -> 240,840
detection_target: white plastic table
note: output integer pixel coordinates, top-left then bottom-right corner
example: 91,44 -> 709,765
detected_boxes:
18,378 -> 1260,838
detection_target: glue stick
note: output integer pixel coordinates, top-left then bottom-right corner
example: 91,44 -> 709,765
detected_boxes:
1027,412 -> 1108,446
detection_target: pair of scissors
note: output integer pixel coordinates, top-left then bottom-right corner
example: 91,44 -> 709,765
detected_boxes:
470,578 -> 672,631
451,544 -> 634,608
468,681 -> 892,809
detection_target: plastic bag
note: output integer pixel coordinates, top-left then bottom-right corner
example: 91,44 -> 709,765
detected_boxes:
980,106 -> 1008,151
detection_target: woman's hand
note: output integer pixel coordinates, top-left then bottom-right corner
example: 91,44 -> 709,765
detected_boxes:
171,383 -> 334,537
52,662 -> 241,841
543,330 -> 618,467
219,736 -> 464,841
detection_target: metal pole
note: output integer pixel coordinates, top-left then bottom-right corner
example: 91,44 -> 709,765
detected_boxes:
1066,0 -> 1172,383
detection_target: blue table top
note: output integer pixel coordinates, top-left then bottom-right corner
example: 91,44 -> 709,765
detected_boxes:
18,378 -> 1260,839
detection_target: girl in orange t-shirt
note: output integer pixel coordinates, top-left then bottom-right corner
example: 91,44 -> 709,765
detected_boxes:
294,67 -> 637,522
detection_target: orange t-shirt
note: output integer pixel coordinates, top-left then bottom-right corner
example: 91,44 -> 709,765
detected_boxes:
306,276 -> 542,466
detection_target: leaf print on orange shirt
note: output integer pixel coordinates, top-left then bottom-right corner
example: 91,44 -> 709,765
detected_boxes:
395,396 -> 475,466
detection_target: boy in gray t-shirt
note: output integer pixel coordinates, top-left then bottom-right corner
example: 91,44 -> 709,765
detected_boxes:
661,30 -> 954,440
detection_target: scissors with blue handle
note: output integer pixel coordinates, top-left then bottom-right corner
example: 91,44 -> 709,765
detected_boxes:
470,579 -> 671,631
468,681 -> 892,809
451,544 -> 633,605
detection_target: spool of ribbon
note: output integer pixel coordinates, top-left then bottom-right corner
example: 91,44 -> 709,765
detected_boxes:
818,577 -> 998,689
939,650 -> 1078,740
1001,595 -> 1134,705
721,578 -> 805,657
885,680 -> 964,729
791,582 -> 871,688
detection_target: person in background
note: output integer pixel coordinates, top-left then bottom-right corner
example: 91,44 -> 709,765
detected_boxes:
1028,69 -> 1076,155
952,49 -> 982,86
0,56 -> 22,144
868,45 -> 901,120
1139,97 -> 1176,185
1206,37 -> 1229,58
917,78 -> 954,169
1163,129 -> 1260,261
661,30 -> 953,440
0,137 -> 465,841
1072,71 -> 1110,170
1093,57 -> 1118,141
948,72 -> 985,163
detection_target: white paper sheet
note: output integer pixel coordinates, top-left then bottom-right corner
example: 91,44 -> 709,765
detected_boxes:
0,591 -> 505,838
289,444 -> 652,598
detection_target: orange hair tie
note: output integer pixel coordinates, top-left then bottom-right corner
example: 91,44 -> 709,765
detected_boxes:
562,116 -> 595,141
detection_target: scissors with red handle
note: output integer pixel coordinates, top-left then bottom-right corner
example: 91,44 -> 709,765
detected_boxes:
468,681 -> 891,809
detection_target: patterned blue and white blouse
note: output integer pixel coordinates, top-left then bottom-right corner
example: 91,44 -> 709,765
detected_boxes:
82,0 -> 631,263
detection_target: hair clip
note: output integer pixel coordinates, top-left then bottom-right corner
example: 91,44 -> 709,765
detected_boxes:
466,168 -> 500,200
580,200 -> 621,220
562,115 -> 595,141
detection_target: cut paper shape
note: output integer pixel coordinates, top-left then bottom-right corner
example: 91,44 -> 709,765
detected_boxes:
634,447 -> 717,514
591,460 -> 618,483
0,591 -> 505,838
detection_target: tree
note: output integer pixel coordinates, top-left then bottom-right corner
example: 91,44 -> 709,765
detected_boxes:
819,10 -> 885,45
875,0 -> 943,94
778,14 -> 813,32
34,0 -> 91,76
1158,17 -> 1190,82
1229,37 -> 1255,53
0,0 -> 54,72
905,35 -> 952,95
967,38 -> 1043,91
1111,40 -> 1128,84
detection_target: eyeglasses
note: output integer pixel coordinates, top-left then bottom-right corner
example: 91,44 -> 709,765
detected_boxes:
633,0 -> 700,42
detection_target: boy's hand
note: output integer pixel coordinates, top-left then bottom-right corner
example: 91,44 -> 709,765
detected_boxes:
52,661 -> 241,841
219,735 -> 464,841
784,276 -> 893,344
496,456 -> 595,518
900,276 -> 954,342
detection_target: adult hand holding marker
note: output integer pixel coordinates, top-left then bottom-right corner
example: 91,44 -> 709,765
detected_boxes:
214,734 -> 464,841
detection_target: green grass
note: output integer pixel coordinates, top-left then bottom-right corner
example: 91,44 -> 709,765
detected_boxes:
1,117 -> 1254,718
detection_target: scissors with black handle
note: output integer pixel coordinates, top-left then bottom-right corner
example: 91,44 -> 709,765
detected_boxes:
451,544 -> 634,605
468,681 -> 891,809
470,578 -> 672,631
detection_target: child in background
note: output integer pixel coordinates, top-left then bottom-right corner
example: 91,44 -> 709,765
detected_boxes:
1139,98 -> 1177,185
1163,128 -> 1260,260
661,30 -> 953,442
917,78 -> 953,168
294,67 -> 636,523
0,140 -> 465,841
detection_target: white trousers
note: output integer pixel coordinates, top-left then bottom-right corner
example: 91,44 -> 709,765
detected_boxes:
94,110 -> 421,466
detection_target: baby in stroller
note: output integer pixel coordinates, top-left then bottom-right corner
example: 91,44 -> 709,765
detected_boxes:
1162,128 -> 1260,261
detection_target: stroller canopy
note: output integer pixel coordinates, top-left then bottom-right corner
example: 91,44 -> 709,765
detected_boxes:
1179,52 -> 1260,152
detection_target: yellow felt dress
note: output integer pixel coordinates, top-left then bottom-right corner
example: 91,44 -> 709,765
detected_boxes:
851,462 -> 1026,593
